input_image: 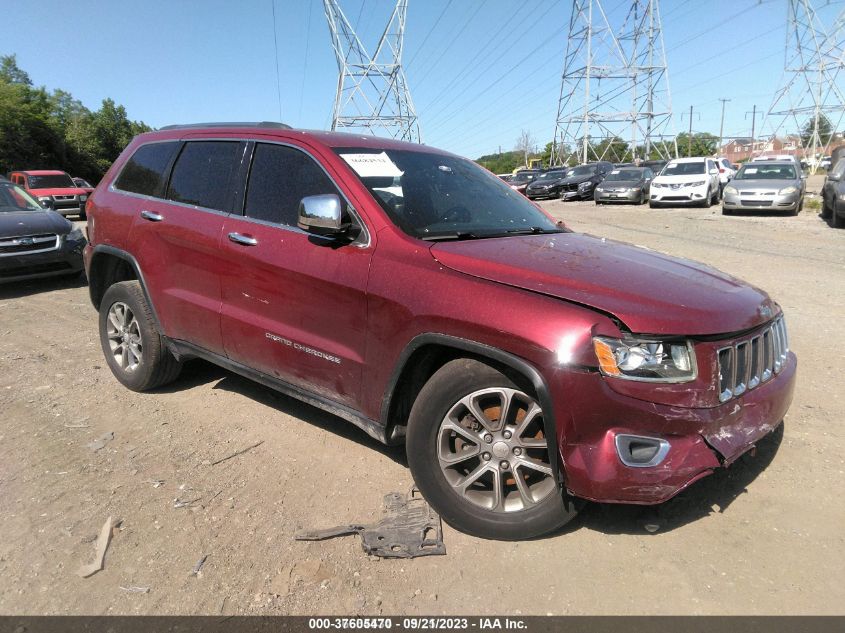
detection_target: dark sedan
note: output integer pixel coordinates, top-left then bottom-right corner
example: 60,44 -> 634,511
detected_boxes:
821,158 -> 845,228
508,170 -> 540,196
524,168 -> 569,200
594,167 -> 654,204
0,180 -> 86,283
527,161 -> 614,201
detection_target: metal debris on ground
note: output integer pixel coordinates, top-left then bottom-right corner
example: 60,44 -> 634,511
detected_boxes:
173,497 -> 201,509
190,554 -> 208,577
78,516 -> 118,578
86,431 -> 114,452
210,440 -> 264,466
119,585 -> 150,593
295,488 -> 446,559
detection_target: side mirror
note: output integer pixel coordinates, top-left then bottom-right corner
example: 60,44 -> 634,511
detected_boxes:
709,168 -> 719,175
298,194 -> 346,235
828,174 -> 840,182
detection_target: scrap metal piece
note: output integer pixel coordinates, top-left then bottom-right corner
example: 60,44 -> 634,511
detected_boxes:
295,488 -> 445,558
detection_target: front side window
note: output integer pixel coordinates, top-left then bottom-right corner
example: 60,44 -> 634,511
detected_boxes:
245,143 -> 341,226
115,141 -> 180,197
28,173 -> 75,189
167,141 -> 241,212
334,148 -> 561,240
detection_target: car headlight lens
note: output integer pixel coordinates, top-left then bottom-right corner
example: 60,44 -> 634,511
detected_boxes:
593,337 -> 696,382
686,180 -> 706,187
628,187 -> 640,192
579,181 -> 592,189
38,196 -> 53,206
778,186 -> 797,195
651,182 -> 664,188
724,185 -> 738,195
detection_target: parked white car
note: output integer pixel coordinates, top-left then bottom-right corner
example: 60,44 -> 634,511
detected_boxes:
715,157 -> 737,191
649,157 -> 721,208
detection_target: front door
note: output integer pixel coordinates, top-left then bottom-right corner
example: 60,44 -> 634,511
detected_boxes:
219,141 -> 373,408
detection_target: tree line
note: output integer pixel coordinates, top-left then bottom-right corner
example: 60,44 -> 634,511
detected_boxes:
0,55 -> 150,184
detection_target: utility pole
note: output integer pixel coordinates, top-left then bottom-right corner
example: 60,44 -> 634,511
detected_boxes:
746,105 -> 757,154
718,98 -> 731,155
681,105 -> 699,157
323,0 -> 421,142
552,0 -> 677,165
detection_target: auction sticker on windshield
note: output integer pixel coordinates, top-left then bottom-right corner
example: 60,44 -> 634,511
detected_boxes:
340,152 -> 403,178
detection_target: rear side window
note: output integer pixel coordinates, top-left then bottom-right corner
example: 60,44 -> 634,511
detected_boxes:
114,142 -> 180,197
166,141 -> 241,212
244,143 -> 340,226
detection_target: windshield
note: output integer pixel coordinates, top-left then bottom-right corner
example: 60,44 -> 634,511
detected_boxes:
334,149 -> 561,239
736,164 -> 796,180
0,183 -> 44,213
604,169 -> 644,181
661,161 -> 705,176
511,171 -> 536,183
28,173 -> 75,189
565,165 -> 596,178
535,170 -> 567,181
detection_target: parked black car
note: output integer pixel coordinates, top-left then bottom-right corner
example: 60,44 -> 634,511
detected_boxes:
547,161 -> 615,201
524,168 -> 569,200
642,159 -> 668,175
508,170 -> 540,196
0,180 -> 86,283
594,167 -> 654,204
821,158 -> 845,228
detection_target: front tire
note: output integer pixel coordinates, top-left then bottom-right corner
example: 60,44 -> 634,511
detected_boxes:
702,188 -> 712,209
833,203 -> 845,228
99,281 -> 182,392
406,359 -> 578,540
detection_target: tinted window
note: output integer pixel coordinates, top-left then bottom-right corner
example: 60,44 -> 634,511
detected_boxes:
29,173 -> 75,189
115,142 -> 180,197
166,141 -> 240,211
245,144 -> 339,226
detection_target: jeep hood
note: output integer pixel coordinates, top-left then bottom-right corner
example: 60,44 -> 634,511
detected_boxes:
430,233 -> 776,336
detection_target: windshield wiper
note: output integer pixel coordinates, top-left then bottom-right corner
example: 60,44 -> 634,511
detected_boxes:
420,231 -> 483,241
504,227 -> 566,235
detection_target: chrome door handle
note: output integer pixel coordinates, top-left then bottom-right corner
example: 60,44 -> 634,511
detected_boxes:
228,232 -> 258,246
140,210 -> 164,222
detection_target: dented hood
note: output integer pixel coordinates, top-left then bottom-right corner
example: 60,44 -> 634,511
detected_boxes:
430,233 -> 776,336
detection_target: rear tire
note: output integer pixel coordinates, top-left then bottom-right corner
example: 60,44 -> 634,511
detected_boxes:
821,196 -> 832,219
406,358 -> 578,540
99,281 -> 182,392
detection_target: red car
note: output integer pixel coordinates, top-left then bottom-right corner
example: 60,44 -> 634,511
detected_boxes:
8,170 -> 90,219
83,124 -> 796,540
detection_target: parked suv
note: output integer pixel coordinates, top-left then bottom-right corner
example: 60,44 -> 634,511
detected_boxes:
9,170 -> 91,219
554,161 -> 614,200
84,124 -> 796,540
649,157 -> 721,207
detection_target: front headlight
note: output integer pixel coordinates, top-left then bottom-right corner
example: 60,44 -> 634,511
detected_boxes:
724,185 -> 738,195
592,337 -> 696,382
778,186 -> 797,195
67,227 -> 85,241
686,180 -> 706,187
38,196 -> 53,207
651,182 -> 664,188
628,187 -> 640,192
578,181 -> 592,189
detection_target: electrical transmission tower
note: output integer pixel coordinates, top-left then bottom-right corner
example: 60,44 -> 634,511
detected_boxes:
323,0 -> 421,143
552,0 -> 677,166
761,0 -> 845,173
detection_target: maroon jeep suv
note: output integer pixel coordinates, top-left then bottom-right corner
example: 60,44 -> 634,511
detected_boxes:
84,123 -> 796,540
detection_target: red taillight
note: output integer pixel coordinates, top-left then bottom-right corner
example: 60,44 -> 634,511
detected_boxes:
719,168 -> 725,173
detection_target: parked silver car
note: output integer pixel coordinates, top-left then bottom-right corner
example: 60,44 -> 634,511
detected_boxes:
594,167 -> 654,204
722,161 -> 803,215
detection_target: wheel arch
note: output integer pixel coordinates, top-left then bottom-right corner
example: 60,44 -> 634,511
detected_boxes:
381,333 -> 564,488
87,245 -> 162,331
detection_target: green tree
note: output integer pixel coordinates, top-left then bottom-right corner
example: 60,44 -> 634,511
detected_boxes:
801,113 -> 833,147
0,54 -> 32,85
675,132 -> 718,157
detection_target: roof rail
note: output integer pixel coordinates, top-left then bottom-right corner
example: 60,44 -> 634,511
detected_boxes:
158,121 -> 292,131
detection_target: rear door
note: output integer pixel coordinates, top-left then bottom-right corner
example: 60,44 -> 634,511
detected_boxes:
126,139 -> 245,355
218,140 -> 373,408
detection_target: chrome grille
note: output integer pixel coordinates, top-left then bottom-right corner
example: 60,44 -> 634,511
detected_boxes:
0,233 -> 60,256
717,316 -> 788,402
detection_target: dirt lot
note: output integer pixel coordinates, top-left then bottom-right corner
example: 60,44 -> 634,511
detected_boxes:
1,182 -> 843,616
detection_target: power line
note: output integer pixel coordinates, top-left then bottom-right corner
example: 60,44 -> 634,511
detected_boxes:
405,0 -> 454,70
298,0 -> 314,123
271,0 -> 283,121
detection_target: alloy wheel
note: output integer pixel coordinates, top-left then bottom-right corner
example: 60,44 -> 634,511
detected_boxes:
436,388 -> 555,513
106,301 -> 142,372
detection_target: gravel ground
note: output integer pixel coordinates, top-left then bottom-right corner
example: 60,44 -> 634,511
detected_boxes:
0,182 -> 843,616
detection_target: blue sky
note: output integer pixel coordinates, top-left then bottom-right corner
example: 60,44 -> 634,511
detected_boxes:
1,0 -> 840,158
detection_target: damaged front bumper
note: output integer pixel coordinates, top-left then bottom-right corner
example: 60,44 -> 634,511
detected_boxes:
555,352 -> 796,505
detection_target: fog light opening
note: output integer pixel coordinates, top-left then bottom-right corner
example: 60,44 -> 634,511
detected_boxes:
615,434 -> 670,468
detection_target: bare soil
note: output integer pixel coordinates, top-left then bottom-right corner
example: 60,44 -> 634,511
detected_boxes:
1,186 -> 843,615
